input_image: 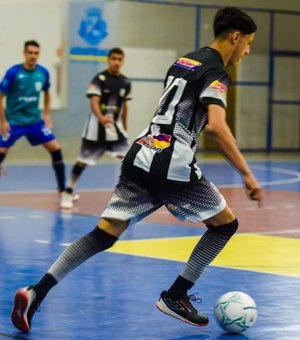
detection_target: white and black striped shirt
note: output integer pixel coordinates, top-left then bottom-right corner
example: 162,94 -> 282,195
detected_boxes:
124,47 -> 230,182
82,70 -> 131,143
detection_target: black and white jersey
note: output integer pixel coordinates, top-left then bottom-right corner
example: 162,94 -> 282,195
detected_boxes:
82,70 -> 131,143
124,47 -> 230,182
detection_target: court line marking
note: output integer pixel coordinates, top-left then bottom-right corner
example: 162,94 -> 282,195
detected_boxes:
34,240 -> 51,244
28,215 -> 46,219
0,188 -> 112,195
1,165 -> 299,195
220,165 -> 300,188
0,333 -> 31,340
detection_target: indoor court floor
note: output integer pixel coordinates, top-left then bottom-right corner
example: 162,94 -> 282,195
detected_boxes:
0,158 -> 299,339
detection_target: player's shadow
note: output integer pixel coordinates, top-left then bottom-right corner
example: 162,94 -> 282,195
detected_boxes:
216,334 -> 249,340
166,335 -> 210,340
167,333 -> 249,340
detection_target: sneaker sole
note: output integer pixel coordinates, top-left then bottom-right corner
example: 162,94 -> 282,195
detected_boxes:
60,203 -> 73,209
11,289 -> 31,333
156,299 -> 208,327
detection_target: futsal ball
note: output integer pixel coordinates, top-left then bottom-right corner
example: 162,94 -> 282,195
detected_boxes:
214,291 -> 258,334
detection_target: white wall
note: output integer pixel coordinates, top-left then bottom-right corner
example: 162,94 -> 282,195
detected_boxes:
0,0 -> 68,109
122,47 -> 177,140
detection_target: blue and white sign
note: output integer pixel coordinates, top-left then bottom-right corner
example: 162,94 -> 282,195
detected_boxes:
78,7 -> 108,46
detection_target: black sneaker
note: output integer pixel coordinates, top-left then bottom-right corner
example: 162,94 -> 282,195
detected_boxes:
156,290 -> 209,326
11,287 -> 40,333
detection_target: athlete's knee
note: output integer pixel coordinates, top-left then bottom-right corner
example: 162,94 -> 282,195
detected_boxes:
98,218 -> 129,238
51,149 -> 64,163
90,226 -> 118,250
207,218 -> 239,237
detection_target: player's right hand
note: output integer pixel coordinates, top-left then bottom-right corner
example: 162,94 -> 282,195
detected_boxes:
100,114 -> 114,127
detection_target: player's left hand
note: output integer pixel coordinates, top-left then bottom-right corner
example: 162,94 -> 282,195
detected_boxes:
243,173 -> 263,207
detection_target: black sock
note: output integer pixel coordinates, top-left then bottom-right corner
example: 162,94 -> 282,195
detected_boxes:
51,149 -> 66,192
66,163 -> 87,194
0,152 -> 6,164
167,275 -> 194,300
33,273 -> 57,303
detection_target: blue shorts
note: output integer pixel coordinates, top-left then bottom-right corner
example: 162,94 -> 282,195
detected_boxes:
0,120 -> 56,148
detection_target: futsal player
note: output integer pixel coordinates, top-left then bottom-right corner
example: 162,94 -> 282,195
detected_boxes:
62,47 -> 131,208
0,40 -> 68,208
11,7 -> 263,332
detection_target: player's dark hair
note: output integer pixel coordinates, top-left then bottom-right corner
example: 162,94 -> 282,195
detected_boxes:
24,40 -> 40,51
108,47 -> 124,57
213,6 -> 257,38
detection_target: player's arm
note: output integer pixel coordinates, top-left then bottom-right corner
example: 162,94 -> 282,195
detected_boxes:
90,95 -> 112,126
42,90 -> 52,129
121,100 -> 128,131
204,104 -> 263,204
121,81 -> 131,132
0,93 -> 10,138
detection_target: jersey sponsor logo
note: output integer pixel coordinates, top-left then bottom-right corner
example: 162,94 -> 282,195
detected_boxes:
175,58 -> 202,71
99,74 -> 106,81
209,80 -> 228,97
137,133 -> 171,153
35,82 -> 43,91
18,96 -> 38,102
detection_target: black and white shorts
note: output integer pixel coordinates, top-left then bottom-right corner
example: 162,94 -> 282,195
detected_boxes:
78,138 -> 129,166
101,162 -> 226,224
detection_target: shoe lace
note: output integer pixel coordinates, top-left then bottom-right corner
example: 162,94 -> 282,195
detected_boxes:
188,293 -> 202,304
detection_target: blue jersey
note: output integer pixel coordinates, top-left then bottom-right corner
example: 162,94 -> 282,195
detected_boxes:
0,64 -> 50,126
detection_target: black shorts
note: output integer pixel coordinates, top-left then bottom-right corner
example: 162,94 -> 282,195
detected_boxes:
101,162 -> 226,224
78,138 -> 129,165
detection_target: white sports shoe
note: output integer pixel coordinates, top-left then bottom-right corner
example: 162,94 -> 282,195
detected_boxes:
72,193 -> 80,201
60,191 -> 73,209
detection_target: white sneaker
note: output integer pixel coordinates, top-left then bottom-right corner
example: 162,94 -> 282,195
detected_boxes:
72,193 -> 80,201
60,191 -> 73,209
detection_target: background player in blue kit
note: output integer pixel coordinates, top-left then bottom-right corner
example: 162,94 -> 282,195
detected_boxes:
11,7 -> 263,333
63,47 -> 131,208
0,40 -> 68,208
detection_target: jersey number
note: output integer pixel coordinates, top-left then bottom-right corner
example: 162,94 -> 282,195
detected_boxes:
152,76 -> 187,125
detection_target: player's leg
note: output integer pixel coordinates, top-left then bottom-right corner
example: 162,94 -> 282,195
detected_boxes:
42,139 -> 66,193
65,161 -> 87,194
65,139 -> 105,198
0,124 -> 25,176
11,163 -> 162,333
11,218 -> 126,333
106,139 -> 129,160
166,206 -> 237,297
26,120 -> 66,195
155,176 -> 238,326
0,147 -> 9,176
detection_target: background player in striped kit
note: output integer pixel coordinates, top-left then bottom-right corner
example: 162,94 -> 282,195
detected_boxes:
11,7 -> 263,332
0,40 -> 68,208
62,47 -> 131,208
